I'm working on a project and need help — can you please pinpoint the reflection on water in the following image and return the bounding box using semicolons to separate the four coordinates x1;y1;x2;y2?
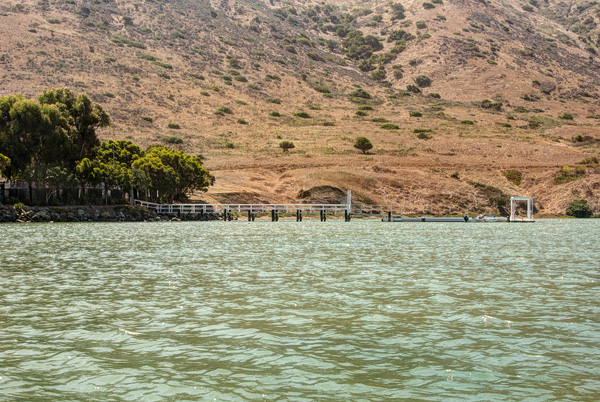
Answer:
0;219;599;401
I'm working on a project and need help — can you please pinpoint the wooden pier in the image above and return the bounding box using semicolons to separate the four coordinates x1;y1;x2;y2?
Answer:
133;191;403;221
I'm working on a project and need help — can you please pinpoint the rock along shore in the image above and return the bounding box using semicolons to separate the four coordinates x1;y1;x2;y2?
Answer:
0;205;220;223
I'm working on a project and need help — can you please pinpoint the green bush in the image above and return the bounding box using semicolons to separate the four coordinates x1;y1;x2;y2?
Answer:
163;136;183;144
554;166;586;184
566;199;592;218
354;136;373;154
558;113;574;120
279;141;295;152
371;117;388;123
111;34;146;49
323;121;335;126
294;111;311;118
349;88;371;99
358;106;373;110
407;84;421;93
370;66;386;81
504;170;522;186
314;86;331;93
414;75;432;87
270;111;281;117
461;120;474;125
356;110;368;117
141;116;153;123
104;56;116;63
158;72;171;79
215;106;233;115
103;92;116;98
237;118;248;124
267;98;281;104
409;111;423;117
138;53;156;61
381;123;399;130
167;122;181;129
416;131;432;139
225;142;235;149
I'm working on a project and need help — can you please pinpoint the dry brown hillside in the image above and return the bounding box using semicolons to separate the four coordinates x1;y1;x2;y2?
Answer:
1;0;600;215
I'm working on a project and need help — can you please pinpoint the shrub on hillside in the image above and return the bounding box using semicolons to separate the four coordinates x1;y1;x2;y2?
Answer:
354;136;373;154
349;88;372;99
504;170;522;186
414;75;432;87
409;111;423;117
215;106;233;115
566;199;593;218
167;122;181;129
381;123;399;130
163;136;183;144
295;111;311;118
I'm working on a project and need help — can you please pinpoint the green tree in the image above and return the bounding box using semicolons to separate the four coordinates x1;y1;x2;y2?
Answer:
75;157;109;189
354;136;373;154
279;141;295;152
133;146;214;201
0;95;71;179
566;199;593;218
38;88;111;163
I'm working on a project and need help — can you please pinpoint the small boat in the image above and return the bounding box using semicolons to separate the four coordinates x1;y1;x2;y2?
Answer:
472;214;508;223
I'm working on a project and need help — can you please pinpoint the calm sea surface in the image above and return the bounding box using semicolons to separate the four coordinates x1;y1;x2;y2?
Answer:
0;219;599;401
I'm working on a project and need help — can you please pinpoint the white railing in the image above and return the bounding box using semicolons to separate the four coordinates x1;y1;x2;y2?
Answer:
134;200;405;216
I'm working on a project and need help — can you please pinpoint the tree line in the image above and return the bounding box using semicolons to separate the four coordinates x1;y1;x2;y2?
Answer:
0;89;214;203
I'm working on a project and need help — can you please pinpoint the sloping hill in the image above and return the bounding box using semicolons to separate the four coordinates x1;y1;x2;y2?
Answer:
1;0;600;214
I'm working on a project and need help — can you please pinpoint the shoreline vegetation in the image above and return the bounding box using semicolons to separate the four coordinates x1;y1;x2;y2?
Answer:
0;89;214;206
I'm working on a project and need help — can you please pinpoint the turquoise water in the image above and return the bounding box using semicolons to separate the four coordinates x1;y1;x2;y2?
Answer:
0;219;599;401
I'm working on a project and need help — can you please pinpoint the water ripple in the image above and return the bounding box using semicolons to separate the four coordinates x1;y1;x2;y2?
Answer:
0;220;599;401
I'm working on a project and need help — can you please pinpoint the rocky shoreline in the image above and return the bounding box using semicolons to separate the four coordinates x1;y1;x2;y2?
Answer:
0;205;220;223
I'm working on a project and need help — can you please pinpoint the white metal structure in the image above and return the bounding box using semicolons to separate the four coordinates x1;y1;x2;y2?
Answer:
510;196;534;222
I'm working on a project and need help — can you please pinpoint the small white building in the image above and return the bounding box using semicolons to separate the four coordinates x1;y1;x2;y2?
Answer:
510;196;534;222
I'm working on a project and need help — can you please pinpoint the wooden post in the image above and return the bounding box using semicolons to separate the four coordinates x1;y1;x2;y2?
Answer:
345;210;350;222
224;208;228;221
388;211;392;222
248;210;252;221
271;209;276;222
296;210;302;222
